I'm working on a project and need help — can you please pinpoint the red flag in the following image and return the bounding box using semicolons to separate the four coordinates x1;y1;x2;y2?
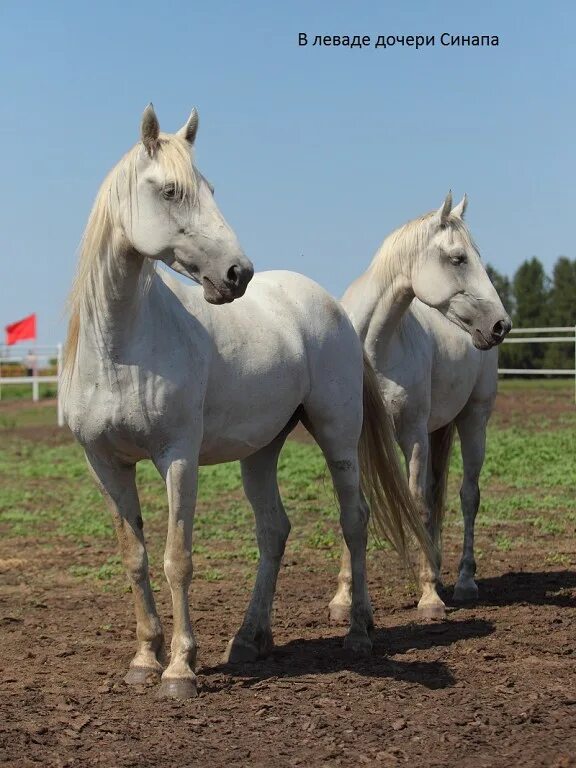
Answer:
5;314;37;345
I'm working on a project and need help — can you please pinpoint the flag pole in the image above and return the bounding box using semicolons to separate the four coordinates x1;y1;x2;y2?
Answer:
32;342;39;402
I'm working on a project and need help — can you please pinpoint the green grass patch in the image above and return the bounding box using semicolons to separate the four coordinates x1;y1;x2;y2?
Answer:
69;554;123;582
497;379;574;393
0;383;57;401
0;405;574;580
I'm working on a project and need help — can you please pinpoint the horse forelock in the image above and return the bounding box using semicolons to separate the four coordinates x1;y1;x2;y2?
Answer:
369;210;478;286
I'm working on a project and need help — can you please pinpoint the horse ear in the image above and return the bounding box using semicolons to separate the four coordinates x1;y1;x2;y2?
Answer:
452;193;468;220
178;108;199;145
141;104;160;157
436;191;453;227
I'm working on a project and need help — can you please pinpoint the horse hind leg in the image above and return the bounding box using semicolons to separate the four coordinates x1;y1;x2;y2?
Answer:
303;404;374;654
85;453;164;685
453;407;489;602
223;431;291;664
398;426;446;620
329;545;353;624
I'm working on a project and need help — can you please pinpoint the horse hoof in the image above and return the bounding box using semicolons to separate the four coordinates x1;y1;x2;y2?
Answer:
124;666;162;686
453;582;479;602
329;602;351;624
157;676;198;699
417;601;446;621
222;636;259;664
343;632;372;656
223;629;274;664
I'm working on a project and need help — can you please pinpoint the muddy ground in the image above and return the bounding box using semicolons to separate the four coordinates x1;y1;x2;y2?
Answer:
1;386;575;767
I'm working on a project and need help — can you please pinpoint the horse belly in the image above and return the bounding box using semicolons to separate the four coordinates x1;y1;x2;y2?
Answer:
199;360;308;465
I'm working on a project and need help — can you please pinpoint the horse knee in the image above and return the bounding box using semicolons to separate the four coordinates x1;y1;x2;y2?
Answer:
123;544;148;585
164;553;193;588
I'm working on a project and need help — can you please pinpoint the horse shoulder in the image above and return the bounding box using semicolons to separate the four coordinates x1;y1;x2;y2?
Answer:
468;348;499;406
422;304;496;427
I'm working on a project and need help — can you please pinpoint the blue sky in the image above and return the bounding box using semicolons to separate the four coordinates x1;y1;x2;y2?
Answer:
1;0;574;345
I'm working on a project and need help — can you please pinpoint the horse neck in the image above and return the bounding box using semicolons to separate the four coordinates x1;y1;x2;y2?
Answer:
343;249;415;356
79;243;149;363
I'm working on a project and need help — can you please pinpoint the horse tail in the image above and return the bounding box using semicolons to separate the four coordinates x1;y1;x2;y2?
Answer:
358;352;435;573
428;422;456;554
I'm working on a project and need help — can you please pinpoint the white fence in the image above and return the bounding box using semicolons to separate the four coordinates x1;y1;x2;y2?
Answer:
498;326;576;402
1;329;574;425
0;344;64;426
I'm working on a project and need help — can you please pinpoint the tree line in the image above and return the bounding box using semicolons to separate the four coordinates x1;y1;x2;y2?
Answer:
487;257;576;370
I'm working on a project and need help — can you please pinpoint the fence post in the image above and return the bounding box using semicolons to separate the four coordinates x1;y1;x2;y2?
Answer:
57;343;64;427
32;369;39;402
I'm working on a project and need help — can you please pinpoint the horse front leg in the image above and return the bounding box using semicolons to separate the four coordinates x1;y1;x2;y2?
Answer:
86;453;164;684
155;451;199;699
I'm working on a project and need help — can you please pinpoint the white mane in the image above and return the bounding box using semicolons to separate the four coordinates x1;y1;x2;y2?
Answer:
62;134;197;382
370;211;479;285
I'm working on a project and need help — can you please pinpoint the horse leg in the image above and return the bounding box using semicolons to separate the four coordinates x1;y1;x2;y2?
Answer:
305;407;373;653
453;407;489;602
223;433;290;663
85;453;164;684
155;451;199;699
329;544;353;623
399;428;445;620
332;470;373;653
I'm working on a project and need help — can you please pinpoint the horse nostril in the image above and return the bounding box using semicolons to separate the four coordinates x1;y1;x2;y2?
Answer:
492;321;504;339
227;265;240;286
492;318;511;340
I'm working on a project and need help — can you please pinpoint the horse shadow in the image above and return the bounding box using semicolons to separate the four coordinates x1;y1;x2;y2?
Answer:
445;569;576;609
200;616;494;693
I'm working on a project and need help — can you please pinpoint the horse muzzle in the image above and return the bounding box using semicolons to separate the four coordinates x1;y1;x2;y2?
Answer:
472;316;512;350
202;260;254;304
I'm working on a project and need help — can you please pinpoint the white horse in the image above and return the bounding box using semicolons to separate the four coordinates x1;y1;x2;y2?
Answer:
328;194;512;622
63;106;433;699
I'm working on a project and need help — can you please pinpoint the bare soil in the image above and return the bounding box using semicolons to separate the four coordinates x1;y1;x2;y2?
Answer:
1;389;575;767
492;384;575;430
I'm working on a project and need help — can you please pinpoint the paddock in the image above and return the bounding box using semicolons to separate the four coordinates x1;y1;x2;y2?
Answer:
1;380;574;767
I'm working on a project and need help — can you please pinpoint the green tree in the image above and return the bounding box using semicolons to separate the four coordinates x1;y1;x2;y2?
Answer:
544;257;576;369
486;264;514;367
486;264;513;315
510;258;550;369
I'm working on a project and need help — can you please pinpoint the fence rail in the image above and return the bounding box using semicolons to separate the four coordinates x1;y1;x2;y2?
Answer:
508;327;574;334
0;343;64;425
499;325;576;402
1;329;574;425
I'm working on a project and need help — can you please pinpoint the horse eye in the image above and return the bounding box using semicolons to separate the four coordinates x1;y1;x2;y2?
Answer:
162;184;176;200
450;253;467;266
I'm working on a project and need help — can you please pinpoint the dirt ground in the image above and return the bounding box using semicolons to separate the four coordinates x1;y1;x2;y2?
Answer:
1;387;575;768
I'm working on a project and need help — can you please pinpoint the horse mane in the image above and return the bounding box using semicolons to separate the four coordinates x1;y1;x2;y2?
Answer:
62;133;197;385
369;210;480;286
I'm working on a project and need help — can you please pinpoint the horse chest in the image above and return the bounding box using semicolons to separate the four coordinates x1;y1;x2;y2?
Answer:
66;367;202;458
